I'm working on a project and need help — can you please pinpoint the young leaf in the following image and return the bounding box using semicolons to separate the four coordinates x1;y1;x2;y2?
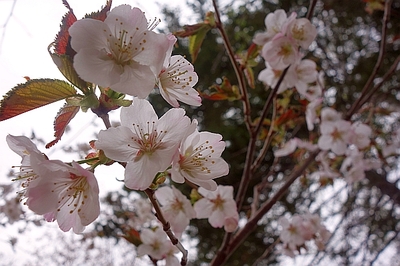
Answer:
175;12;216;62
84;0;112;21
46;104;80;148
54;0;77;58
49;46;91;93
0;79;78;121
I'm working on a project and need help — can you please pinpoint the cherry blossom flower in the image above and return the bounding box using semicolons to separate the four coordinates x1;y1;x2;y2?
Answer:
290;59;318;98
278;213;331;257
320;107;342;124
27;160;100;233
340;148;367;183
279;215;306;248
155;186;196;235
69;5;169;98
349;122;372;149
170;120;229;191
157;34;201;107
253;10;296;45
137;227;170;260
194;186;239;232
96;98;191;190
6;135;48;192
261;34;299;70
6;135;100;233
258;62;296;93
318;119;351;155
284;18;317;49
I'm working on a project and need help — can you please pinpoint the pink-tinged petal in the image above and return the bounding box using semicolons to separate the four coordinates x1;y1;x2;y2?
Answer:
6;135;42;157
57;205;82;233
69;19;109;51
208;209;225;228
137;244;154;257
26;181;59;215
224;215;239;232
105;6;148;33
187;178;217;191
170;165;186;184
43;211;57;222
136;31;170;73
124;156;160;190
113;63;156;98
120;99;158;130
73;48;121;87
96;126;138;162
317;135;332;151
194;198;213;219
157;108;191;143
218;186;234;200
160;87;180;107
162;34;177;68
274;138;299;157
155;186;174;203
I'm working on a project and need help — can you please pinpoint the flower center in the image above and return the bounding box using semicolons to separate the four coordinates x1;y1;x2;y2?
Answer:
211;195;225;211
180;140;215;177
160;58;192;91
105;18;147;67
53;173;89;214
130;121;167;159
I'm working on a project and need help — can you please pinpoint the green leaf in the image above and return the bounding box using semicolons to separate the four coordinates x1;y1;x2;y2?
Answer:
188;25;210;63
0;78;78;121
46;103;80;148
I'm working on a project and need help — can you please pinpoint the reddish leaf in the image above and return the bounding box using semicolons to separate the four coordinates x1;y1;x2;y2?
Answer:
84;0;112;21
54;0;77;57
0;79;77;121
202;77;241;101
46;104;80;148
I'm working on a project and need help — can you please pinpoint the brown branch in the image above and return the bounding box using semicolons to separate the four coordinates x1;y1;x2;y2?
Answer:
211;150;320;265
346;0;393;119
251;98;278;172
145;189;188;266
212;0;252;131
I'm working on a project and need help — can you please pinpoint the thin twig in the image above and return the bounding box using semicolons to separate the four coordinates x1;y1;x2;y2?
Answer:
346;0;393;119
145;189;188;266
212;0;252;131
356;55;400;112
0;0;17;54
251;97;278;172
251;237;280;266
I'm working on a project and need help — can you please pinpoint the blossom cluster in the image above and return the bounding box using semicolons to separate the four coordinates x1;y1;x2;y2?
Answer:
4;4;238;264
278;213;331;257
136;185;239;264
6;135;100;233
254;9;320;100
69;5;201;107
